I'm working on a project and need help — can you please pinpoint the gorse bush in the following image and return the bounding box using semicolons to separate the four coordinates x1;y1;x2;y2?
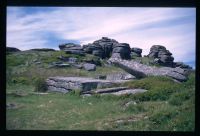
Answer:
34;78;47;92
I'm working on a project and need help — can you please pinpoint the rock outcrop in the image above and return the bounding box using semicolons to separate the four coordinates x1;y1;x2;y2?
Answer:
174;62;192;69
111;43;131;59
59;43;85;56
6;47;21;52
131;47;142;57
147;45;174;67
83;37;118;58
106;72;136;81
108;57;188;82
83;63;96;71
46;77;116;93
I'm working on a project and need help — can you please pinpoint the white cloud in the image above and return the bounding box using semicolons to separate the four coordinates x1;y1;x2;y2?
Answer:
7;7;195;65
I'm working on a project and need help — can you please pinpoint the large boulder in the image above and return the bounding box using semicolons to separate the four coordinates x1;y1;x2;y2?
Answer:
111;43;131;59
131;47;142;57
147;45;174;67
108;57;188;82
46;77;116;93
106;72;136;81
6;47;21;52
83;63;96;71
59;43;85;56
59;43;81;50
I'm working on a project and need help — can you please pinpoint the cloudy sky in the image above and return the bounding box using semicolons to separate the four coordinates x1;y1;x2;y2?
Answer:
7;7;196;68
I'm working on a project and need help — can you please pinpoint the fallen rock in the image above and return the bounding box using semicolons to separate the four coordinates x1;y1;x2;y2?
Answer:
108;58;188;82
46;77;116;93
83;63;96;71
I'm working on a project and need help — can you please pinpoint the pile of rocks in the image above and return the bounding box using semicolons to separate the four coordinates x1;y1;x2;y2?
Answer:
131;47;142;57
83;37;118;58
111;43;131;60
59;43;85;56
147;45;174;67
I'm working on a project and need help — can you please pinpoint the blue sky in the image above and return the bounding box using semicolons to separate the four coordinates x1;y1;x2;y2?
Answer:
7;7;196;68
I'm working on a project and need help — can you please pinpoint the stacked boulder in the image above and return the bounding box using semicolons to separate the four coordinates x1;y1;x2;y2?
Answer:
83;37;118;58
147;45;174;67
59;43;85;56
131;47;142;57
111;43;131;59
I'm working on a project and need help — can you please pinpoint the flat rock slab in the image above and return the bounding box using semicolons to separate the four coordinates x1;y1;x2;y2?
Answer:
46;77;116;93
110;89;148;95
108;58;187;82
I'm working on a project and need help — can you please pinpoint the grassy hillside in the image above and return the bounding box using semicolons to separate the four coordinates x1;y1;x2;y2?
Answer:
6;51;195;130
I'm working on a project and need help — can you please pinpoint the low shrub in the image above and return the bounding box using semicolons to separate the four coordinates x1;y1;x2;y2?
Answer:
34;78;47;92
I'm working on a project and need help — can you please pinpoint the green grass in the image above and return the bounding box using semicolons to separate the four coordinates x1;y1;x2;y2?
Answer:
6;50;195;130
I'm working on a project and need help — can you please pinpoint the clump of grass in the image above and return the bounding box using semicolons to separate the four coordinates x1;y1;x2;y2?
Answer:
11;76;30;85
69;89;81;97
34;78;47;92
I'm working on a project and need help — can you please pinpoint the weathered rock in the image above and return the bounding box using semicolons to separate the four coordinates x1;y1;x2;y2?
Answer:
174;62;192;69
131;47;142;57
68;57;78;64
108;58;188;82
147;45;174;67
6;47;21;52
83;37;118;58
106;72;136;81
46;77;116;93
111;89;148;95
112;43;131;59
59;43;81;50
83;63;96;71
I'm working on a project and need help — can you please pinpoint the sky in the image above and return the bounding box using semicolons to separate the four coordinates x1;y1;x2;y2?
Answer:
7;7;196;68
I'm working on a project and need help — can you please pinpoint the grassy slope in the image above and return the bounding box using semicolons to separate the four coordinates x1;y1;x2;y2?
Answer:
6;51;195;130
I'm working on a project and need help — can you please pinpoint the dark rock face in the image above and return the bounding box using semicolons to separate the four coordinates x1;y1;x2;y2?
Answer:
108;57;188;82
6;47;21;52
131;47;142;57
147;45;174;67
30;48;55;51
111;43;131;59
